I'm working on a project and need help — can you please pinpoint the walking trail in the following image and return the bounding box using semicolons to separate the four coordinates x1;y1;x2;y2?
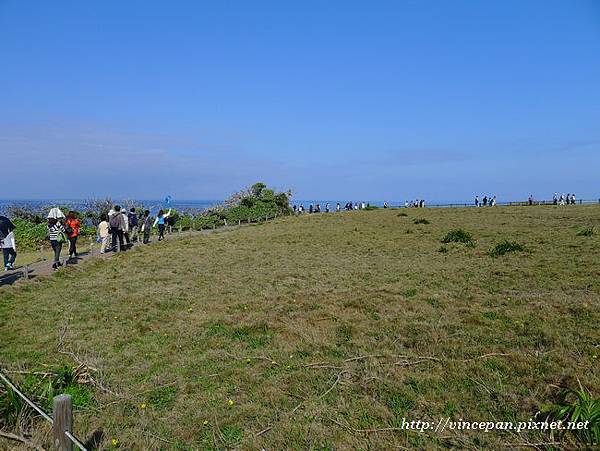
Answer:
0;225;241;287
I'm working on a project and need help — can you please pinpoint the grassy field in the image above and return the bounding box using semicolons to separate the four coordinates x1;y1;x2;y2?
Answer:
1;206;599;450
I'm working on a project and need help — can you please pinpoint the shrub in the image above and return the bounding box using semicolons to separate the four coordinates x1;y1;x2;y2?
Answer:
438;246;448;253
441;229;473;244
576;227;594;237
413;218;430;225
542;382;600;446
13;219;49;249
488;240;525;257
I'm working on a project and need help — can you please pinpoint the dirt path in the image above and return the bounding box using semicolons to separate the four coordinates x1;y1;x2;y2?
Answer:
0;225;242;287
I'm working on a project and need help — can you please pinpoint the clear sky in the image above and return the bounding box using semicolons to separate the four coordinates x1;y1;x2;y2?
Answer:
1;0;599;202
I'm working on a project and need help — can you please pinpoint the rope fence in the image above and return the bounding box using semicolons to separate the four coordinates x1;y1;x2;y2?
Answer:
0;371;87;450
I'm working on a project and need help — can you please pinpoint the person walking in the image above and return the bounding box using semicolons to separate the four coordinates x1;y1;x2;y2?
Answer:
128;208;139;242
121;209;131;249
1;227;17;271
65;211;81;259
140;210;152;244
0;216;17;270
153;209;171;241
109;205;126;251
48;218;66;269
97;214;110;253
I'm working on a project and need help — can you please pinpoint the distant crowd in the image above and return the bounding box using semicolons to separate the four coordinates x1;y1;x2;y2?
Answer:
474;195;497;207
293;202;371;214
552;193;577;205
292;200;429;213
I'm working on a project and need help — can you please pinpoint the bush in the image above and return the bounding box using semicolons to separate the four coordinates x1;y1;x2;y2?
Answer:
441;229;474;244
576;227;594;237
542;383;600;446
488;240;525;257
13;219;49;249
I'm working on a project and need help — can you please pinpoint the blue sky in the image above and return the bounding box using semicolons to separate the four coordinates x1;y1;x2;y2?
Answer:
1;0;599;202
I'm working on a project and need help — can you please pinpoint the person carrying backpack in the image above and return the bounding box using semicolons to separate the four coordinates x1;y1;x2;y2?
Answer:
140;210;153;244
128;208;139;242
109;205;126;252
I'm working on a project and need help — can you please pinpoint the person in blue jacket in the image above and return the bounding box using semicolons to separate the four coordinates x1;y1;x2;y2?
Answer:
153;209;171;241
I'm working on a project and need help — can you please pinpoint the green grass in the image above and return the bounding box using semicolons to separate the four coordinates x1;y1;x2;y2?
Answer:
488;240;526;257
441;228;474;244
1;206;599;449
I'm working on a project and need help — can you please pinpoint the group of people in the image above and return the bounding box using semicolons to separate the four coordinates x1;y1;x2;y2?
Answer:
98;206;172;255
552;193;577;205
474;195;497;207
46;210;82;269
48;206;173;269
0;206;176;272
406;199;426;208
293;202;372;214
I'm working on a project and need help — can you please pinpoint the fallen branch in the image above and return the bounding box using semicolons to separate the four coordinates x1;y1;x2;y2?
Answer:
319;370;349;399
463;353;510;362
256;426;273;436
344;354;387;363
2;370;55;377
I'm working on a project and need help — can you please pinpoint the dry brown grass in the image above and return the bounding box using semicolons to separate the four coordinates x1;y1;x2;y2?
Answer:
1;205;599;449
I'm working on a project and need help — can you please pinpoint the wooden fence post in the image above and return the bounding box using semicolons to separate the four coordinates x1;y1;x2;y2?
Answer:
23;264;29;280
53;394;73;451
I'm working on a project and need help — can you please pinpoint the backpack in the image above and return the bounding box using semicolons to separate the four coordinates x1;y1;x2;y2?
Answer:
109;214;121;229
128;212;138;227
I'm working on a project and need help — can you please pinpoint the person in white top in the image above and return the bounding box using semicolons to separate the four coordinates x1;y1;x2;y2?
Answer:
97;215;110;254
2;230;17;271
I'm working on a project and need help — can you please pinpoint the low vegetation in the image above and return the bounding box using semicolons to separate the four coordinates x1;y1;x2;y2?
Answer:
576;227;594;237
441;228;474;244
1;205;599;449
488;240;526;258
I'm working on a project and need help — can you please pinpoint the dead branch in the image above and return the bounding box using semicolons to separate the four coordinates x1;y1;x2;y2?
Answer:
319;370;349;399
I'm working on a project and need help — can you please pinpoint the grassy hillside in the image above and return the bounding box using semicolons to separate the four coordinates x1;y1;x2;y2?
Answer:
1;206;599;449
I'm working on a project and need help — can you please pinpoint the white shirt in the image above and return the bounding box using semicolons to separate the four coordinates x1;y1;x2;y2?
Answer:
1;231;16;250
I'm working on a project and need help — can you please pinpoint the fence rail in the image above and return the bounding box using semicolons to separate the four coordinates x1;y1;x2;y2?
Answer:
0;370;87;451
